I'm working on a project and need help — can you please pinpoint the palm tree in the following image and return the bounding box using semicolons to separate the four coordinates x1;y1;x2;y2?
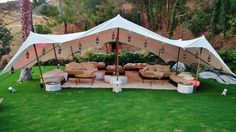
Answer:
19;0;33;81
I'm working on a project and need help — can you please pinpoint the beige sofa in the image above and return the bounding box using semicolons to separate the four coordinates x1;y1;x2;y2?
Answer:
169;72;195;86
41;69;68;86
139;64;174;78
65;62;98;76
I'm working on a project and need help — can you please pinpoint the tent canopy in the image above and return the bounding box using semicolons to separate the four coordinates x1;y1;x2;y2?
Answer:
1;15;234;76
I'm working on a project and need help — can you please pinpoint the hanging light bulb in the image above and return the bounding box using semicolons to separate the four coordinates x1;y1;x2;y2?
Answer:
144;38;147;48
128;33;131;42
96;36;99;44
207;53;211;62
26;50;30;59
58;46;61;54
183;50;187;59
112;30;115;40
11;66;14;73
42;47;46;55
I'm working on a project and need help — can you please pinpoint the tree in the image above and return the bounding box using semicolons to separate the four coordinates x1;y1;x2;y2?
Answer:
0;26;13;61
19;0;34;81
210;0;231;44
168;0;186;38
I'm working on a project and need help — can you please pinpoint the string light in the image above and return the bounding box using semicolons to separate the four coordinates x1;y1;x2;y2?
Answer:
26;51;30;59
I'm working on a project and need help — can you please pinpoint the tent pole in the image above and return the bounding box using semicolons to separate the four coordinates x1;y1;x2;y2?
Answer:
70;46;75;60
33;44;45;88
175;47;181;71
195;48;202;92
115;28;120;81
52;44;59;68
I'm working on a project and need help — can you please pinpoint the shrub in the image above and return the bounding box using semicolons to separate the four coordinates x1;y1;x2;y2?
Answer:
219;49;236;73
35;24;52;34
0;26;13;59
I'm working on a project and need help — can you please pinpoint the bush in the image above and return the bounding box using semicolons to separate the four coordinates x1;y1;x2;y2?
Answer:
0;26;13;59
219;49;236;73
35;24;52;34
74;51;164;66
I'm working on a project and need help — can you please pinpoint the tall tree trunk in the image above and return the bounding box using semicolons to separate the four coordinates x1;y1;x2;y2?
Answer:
58;0;67;34
19;0;33;81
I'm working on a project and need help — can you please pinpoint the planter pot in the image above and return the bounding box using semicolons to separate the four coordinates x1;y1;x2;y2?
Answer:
177;83;194;94
45;82;61;92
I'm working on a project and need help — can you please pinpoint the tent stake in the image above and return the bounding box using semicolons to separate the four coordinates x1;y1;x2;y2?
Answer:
115;28;120;81
70;46;75;60
52;44;59;68
175;47;181;72
195;48;202;93
33;44;45;88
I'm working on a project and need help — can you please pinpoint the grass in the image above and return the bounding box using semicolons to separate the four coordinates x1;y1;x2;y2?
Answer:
0;66;236;131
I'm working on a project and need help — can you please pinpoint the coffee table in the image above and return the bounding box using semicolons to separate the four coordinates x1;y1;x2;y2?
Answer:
75;74;95;86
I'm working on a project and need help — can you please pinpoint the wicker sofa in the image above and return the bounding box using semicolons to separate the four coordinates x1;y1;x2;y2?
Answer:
169;72;195;86
124;63;148;71
64;62;98;76
139;64;174;78
40;69;68;87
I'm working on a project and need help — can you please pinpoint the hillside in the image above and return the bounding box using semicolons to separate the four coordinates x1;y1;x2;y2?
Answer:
1;0;236;66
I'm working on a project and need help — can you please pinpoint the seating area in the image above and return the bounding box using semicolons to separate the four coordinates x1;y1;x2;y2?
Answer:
39;62;201;91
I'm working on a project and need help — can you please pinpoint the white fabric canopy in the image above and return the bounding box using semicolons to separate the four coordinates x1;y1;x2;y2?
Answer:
1;15;235;76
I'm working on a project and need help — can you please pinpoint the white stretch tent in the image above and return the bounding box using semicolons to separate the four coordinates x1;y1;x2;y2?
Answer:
1;15;235;76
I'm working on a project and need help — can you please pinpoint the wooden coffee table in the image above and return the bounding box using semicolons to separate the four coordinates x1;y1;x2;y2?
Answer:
75;74;95;86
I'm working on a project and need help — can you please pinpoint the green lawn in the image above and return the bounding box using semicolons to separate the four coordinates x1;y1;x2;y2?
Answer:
0;66;236;131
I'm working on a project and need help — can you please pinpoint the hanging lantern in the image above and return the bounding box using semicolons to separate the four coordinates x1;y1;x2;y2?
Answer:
144;38;147;48
128;33;131;42
11;66;14;73
78;42;82;50
183;51;187;59
96;36;99;44
161;46;164;54
42;47;46;55
195;51;199;58
112;31;115;40
58;46;61;54
26;51;30;59
207;53;211;62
